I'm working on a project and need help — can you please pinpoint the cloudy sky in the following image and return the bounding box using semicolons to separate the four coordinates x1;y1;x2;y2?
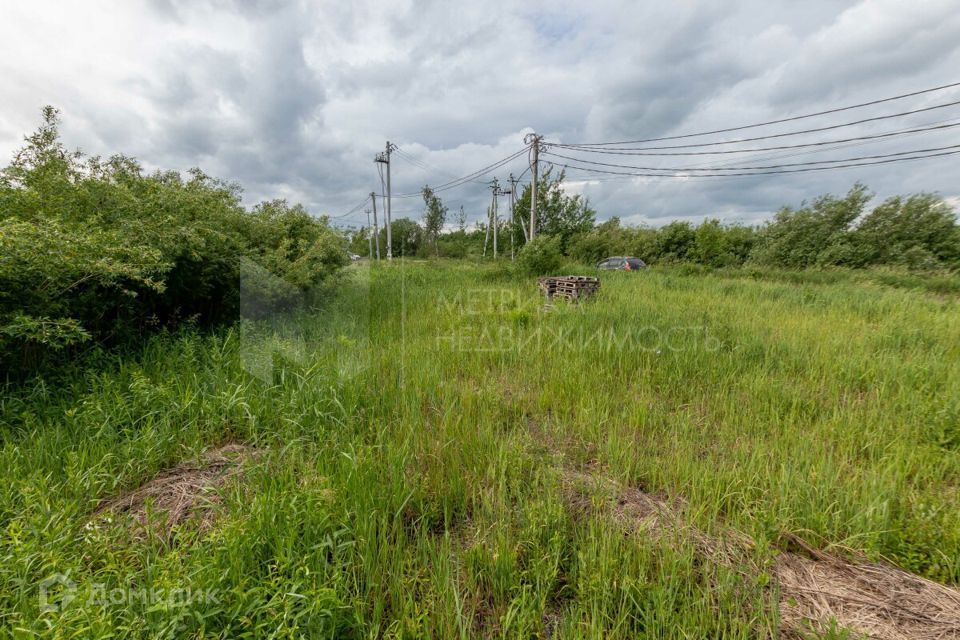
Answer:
2;0;960;228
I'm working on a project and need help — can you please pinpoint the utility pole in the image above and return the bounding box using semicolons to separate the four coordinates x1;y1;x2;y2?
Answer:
370;191;381;260
482;204;491;257
490;177;500;259
507;173;517;260
374;142;396;260
365;208;373;259
524;133;543;240
386;141;394;260
510;173;528;243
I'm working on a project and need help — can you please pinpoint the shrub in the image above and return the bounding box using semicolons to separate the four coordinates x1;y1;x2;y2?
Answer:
516;235;563;275
0;107;347;374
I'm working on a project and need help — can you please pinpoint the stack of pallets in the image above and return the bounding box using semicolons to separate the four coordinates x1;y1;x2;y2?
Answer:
537;276;601;301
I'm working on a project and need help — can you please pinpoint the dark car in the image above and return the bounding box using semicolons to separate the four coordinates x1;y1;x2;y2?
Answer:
596;256;646;271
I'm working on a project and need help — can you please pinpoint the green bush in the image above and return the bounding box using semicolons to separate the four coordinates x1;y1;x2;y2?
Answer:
748;184;959;271
516;235;563;275
0;107;347;374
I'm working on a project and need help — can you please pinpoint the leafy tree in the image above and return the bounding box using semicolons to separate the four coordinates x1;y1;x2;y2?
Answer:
512;167;595;252
691;219;729;267
723;224;758;265
751;183;870;268
247;200;349;289
656;221;696;262
568;217;629;264
690;219;756;267
421;185;448;256
850;194;959;269
379;218;422;257
346;225;370;257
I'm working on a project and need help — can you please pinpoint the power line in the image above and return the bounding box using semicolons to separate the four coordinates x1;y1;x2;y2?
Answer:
393;147;491;186
683;116;960;170
514;161;533;182
392;147;529;198
547;147;960;179
563;81;960;146
546;121;960;157
329;195;370;219
556;99;960;152
543;143;960;172
424;148;529;193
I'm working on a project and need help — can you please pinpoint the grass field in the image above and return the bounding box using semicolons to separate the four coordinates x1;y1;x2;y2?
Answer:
2;261;958;638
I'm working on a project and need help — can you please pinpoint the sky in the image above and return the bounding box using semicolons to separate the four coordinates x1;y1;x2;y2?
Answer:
2;0;960;229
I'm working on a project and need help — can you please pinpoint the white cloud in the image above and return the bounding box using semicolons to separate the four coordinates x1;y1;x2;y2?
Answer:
2;0;959;228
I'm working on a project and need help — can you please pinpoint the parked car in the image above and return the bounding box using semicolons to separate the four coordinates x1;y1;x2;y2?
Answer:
596;256;646;271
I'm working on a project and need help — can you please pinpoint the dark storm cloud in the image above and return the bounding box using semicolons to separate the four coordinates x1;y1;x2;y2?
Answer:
2;0;960;228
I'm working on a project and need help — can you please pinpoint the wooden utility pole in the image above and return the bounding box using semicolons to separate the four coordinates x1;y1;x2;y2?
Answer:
386;141;394;260
365;208;373;259
482;204;491;257
490;178;500;259
524;133;542;240
370;191;381;260
374;142;396;260
507;173;517;260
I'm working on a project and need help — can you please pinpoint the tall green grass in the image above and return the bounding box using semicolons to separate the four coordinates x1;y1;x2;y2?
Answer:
1;261;957;638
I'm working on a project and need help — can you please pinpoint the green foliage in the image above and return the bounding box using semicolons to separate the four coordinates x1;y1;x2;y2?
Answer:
347;225;372;257
434;229;471;258
748;184;960;271
247;200;348;290
562;182;957;274
0;107;347;373
513;168;595;252
690;219;758;267
379;217;422;257
420;185;448;255
568;217;627;264
655;220;697;262
850;193;960;269
750;184;871;268
516;235;563;275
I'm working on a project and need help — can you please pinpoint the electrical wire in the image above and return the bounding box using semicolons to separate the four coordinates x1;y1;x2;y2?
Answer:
556;100;960;152
682;116;960;170
547;147;960;179
543;143;960;172
393;147;491;186
562;81;960;146
545;121;960;156
514;161;532;182
392;147;529;198
329;195;370;219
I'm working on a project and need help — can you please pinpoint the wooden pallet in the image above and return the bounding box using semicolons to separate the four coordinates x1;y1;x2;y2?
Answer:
537;276;600;301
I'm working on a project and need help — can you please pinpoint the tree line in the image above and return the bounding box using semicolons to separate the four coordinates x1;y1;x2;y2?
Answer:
350;171;960;273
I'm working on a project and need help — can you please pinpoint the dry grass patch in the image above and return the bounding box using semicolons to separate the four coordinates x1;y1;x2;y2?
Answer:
777;538;960;640
561;467;960;640
95;443;257;539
